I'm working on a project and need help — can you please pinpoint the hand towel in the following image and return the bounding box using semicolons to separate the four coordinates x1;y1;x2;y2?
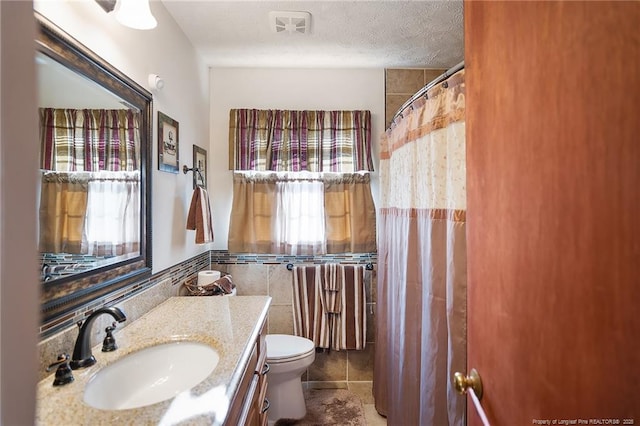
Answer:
292;265;331;349
186;187;214;244
321;263;342;314
333;265;367;350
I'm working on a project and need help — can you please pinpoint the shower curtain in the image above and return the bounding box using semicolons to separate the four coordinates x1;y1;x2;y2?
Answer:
373;69;466;425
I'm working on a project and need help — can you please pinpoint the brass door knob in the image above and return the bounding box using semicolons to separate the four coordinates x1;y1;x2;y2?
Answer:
453;368;483;400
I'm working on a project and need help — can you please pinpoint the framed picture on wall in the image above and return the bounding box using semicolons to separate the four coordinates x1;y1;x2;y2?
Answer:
192;145;207;189
158;111;179;173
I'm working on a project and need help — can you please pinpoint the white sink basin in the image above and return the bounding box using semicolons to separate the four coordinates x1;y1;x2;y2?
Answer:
84;341;219;410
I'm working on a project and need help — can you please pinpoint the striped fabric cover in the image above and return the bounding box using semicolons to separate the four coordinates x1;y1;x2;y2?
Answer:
40;108;140;172
229;109;374;172
292;264;366;351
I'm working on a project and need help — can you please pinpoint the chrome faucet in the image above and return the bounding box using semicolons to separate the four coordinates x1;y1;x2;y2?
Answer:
70;306;126;370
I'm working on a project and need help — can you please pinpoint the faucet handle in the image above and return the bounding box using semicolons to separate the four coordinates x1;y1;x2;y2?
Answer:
46;353;74;386
102;322;118;352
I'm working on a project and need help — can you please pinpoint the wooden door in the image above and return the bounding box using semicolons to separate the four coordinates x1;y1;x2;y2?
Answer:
465;2;640;424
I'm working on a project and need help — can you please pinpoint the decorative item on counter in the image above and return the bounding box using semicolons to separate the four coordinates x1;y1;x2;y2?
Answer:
183;273;236;296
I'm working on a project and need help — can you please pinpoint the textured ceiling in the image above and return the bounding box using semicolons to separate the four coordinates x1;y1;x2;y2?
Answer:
161;0;464;68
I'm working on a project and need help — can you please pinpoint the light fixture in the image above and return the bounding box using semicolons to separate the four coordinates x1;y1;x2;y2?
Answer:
95;0;116;13
148;74;165;91
114;0;157;30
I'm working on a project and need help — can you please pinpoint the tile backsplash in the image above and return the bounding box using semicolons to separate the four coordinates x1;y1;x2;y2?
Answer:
37;251;210;380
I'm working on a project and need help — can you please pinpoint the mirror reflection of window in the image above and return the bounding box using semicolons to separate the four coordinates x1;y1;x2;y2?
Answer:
36;52;142;282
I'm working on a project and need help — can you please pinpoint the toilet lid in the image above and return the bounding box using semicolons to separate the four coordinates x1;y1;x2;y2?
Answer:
266;334;315;360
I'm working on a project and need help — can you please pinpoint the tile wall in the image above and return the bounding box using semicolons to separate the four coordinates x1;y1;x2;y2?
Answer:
385;68;446;127
37;250;378;389
210;251;378;390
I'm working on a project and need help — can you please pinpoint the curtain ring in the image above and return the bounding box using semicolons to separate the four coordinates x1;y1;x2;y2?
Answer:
442;81;449;89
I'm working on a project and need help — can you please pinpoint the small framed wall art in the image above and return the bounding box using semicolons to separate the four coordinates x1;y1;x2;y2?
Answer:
158;111;179;173
192;145;207;189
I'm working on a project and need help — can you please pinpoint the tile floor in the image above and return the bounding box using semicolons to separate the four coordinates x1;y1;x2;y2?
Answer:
306;381;387;426
351;382;387;426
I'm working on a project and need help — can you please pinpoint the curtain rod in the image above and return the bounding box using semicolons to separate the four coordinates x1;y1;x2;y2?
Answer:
389;60;465;127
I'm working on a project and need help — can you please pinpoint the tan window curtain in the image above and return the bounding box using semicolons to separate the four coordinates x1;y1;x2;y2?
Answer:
228;172;376;254
228;173;277;253
324;173;376;253
39;172;90;254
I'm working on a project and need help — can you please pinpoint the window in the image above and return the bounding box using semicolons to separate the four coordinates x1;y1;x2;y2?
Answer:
274;176;326;253
227;108;376;255
38;108;140;257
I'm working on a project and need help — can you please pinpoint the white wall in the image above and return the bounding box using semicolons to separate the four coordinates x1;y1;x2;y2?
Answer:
209;68;385;250
1;2;39;423
34;0;211;273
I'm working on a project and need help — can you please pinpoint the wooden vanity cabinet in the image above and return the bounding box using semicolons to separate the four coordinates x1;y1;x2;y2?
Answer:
225;319;270;426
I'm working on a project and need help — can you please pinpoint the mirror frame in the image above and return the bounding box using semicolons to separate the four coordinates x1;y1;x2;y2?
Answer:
36;12;153;325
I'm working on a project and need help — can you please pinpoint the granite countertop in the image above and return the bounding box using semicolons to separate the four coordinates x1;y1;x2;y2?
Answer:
36;295;271;425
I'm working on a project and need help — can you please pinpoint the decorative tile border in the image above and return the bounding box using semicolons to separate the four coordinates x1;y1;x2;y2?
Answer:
39;251;210;339
38;250;379;380
210;251;377;266
39;250;378;339
40;252;109;281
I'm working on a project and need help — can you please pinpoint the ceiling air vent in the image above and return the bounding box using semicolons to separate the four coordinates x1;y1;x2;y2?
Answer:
269;11;311;34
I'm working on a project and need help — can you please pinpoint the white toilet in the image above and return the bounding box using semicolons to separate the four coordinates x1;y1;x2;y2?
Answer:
265;334;315;423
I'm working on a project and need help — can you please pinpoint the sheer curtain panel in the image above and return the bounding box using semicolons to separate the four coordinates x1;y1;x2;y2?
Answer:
84;171;140;256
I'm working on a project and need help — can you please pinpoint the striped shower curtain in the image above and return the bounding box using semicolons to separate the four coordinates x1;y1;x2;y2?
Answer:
373;70;467;425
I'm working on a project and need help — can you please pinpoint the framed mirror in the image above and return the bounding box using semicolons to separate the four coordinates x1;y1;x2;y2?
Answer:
36;12;152;324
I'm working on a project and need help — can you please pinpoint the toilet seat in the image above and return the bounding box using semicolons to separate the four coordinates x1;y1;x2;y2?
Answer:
266;334;315;363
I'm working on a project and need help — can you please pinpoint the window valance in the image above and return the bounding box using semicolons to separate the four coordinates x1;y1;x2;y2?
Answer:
228;109;374;172
40;108;140;172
